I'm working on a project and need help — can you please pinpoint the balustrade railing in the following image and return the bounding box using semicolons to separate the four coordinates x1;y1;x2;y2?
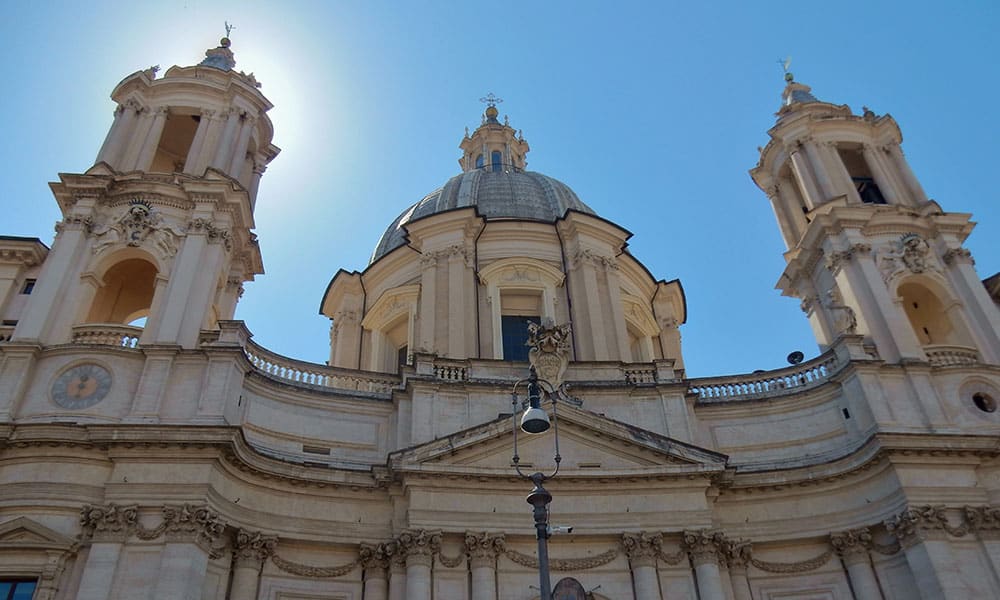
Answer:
434;361;469;381
71;324;142;348
924;344;979;367
244;339;398;395
687;350;840;402
623;365;657;384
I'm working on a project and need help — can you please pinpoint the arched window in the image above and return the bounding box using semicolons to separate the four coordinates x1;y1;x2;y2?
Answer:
475;154;484;169
898;281;961;345
491;151;503;172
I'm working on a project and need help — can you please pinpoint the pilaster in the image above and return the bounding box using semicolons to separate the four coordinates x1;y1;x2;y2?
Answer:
683;529;726;600
466;532;505;600
622;532;662;600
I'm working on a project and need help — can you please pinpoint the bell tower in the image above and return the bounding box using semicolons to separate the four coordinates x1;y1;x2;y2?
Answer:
11;35;278;349
751;72;1000;366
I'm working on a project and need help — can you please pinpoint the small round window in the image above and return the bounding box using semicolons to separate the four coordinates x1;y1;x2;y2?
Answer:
973;392;997;413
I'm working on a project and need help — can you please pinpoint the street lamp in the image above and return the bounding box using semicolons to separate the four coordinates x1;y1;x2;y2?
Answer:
511;365;563;600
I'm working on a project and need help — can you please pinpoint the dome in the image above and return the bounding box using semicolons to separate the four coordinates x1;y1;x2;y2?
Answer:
370;169;596;264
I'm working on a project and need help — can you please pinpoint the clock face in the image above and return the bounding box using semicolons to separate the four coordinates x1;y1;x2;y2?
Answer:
51;363;112;410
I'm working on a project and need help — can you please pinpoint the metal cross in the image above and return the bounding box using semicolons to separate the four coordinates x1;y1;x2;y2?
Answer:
479;92;503;108
777;56;791;73
225;21;235;37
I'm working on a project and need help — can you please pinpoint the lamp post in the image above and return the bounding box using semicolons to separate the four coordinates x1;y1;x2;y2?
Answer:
511;365;562;600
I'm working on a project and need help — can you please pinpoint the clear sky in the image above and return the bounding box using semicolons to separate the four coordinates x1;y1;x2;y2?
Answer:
1;1;997;377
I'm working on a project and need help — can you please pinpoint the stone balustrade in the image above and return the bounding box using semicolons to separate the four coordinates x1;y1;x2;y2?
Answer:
688;349;840;402
244;339;398;396
433;360;469;381
71;323;142;348
0;325;13;343
924;344;979;367
623;364;657;384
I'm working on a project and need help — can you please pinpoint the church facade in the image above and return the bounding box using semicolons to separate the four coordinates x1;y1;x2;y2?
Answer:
1;39;999;600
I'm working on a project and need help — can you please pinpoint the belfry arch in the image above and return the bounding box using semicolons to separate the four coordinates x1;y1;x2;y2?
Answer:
895;276;974;349
81;250;160;326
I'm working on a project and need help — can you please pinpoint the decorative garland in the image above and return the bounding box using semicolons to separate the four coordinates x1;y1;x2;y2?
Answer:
437;550;465;568
270;553;359;578
750;549;834;574
655;547;688;565
503;548;619;571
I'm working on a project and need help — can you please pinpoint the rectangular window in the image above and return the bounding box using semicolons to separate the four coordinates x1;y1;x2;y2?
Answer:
0;580;37;600
21;279;36;294
501;315;537;362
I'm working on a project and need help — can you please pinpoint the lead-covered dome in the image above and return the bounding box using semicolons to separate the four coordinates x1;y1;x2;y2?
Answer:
370;169;595;263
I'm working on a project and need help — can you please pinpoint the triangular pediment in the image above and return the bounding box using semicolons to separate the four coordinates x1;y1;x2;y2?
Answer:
0;517;75;550
389;406;727;478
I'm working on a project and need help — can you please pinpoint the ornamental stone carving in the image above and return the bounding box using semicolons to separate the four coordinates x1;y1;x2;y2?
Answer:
571;248;618;270
876;233;937;283
621;532;662;568
721;537;752;571
823;288;857;335
394;529;441;566
527;320;572;386
963;505;1000;539
885;505;949;548
91;200;184;257
187;218;233;251
79;503;138;542
683;529;725;566
359;541;394;571
942;247;974;266
161;504;227;549
465;531;506;566
825;243;871;272
233;528;278;568
830;527;872;565
55;215;93;234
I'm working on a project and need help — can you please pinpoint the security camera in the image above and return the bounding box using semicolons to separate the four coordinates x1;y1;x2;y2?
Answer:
547;525;574;535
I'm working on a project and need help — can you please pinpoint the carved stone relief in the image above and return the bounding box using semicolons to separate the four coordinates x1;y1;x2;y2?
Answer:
875;233;938;283
91;200;185;257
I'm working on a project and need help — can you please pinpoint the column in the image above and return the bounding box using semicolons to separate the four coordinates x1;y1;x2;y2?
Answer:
763;184;798;249
387;557;406;600
802;140;838;200
135;106;169;171
248;163;266;210
819;141;864;204
721;538;753;600
228;114;257;176
861;144;901;205
831;528;882;600
888;144;928;204
447;248;467;358
152;505;225;599
417;255;438;353
885;507;954;599
95;104;127;165
787;143;824;209
183;109;216;174
13;215;93;344
683;530;726;600
360;542;392;600
229;529;278;600
466;532;505;600
622;532;662;600
396;530;440;600
75;504;137;600
211;109;242;171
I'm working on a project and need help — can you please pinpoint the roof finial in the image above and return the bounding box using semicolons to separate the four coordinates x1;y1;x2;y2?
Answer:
777;55;793;82
479;92;503;108
479;92;503;124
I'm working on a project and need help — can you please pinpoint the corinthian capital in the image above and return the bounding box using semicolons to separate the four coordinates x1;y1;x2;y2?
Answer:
683;529;725;566
885;506;949;548
79;503;138;542
161;504;227;549
621;532;662;567
465;532;506;566
830;527;872;564
233;528;278;568
394;529;441;566
359;541;394;571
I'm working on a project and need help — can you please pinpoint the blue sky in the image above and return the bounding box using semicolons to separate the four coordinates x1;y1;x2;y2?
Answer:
1;1;997;376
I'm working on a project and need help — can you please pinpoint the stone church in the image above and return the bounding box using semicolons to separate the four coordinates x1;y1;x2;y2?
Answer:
0;37;999;600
